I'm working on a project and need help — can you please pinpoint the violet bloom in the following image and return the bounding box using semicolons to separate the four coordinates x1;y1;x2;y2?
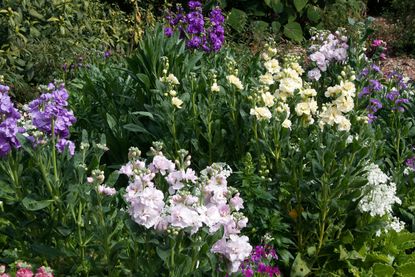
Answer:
358;86;371;98
164;27;173;37
394;98;410;112
0;87;23;157
28;82;76;155
371;64;381;73
368;98;383;113
369;79;383;91
406;157;415;170
28;83;76;139
367;113;377;123
386;90;399;101
188;1;202;10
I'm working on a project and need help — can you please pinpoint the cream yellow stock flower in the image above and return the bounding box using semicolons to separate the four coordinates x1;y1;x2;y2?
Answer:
259;73;275;85
334;95;354;113
261;91;275;107
282;118;292;129
172;97;183;109
250;107;272;120
227;75;244;90
335;115;351;132
211;83;220;93
300;88;317;98
264;59;281;74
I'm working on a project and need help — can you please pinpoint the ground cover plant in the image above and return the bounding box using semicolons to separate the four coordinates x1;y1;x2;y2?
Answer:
2;0;415;276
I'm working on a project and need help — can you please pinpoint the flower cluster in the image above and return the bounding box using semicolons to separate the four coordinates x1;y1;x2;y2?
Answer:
358;66;412;122
164;1;225;52
0;84;23;157
318;80;356;132
358;164;404;235
368;39;387;61
120;145;252;272
249;44;304;129
307;29;349;81
86;169;117;196
237;245;281;277
0;261;53;277
159;57;183;109
28;82;76;155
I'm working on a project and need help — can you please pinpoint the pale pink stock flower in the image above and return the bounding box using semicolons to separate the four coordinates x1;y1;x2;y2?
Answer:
230;193;244;211
98;185;117;196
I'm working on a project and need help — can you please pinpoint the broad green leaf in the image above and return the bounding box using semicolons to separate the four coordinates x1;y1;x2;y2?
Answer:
294;0;308;12
105;171;119;187
22;197;53;211
130;111;154;120
372;263;395;277
307;5;321;22
291;253;311;277
227;8;247;33
271;21;281;33
398;263;415;276
156;247;170;262
283;22;303;42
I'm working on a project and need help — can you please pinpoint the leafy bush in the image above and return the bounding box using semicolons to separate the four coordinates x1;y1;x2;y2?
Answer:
0;0;143;102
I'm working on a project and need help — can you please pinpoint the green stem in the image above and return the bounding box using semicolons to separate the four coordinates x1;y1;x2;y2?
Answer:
51;119;59;183
207;93;213;164
172;110;178;154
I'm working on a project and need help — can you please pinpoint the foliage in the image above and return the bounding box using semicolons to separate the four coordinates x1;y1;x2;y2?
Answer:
0;0;145;102
225;0;367;44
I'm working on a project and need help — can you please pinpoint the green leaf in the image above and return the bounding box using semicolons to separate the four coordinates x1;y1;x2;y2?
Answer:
372;263;395;277
22;197;53;211
156;247;170;262
105;171;119;187
130;111;154;120
28;9;44;20
123;123;151;136
397;263;415;276
106;113;117;132
291;253;311;277
283;22;303;42
227;8;247;33
271;21;281;33
307;5;321;22
294;0;308;12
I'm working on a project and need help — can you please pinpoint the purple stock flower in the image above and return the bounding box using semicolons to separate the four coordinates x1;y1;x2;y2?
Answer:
369;79;383;91
358;86;371;98
28;82;76;155
393;98;410;112
367;113;377;123
368;98;383;113
406;157;415;170
0;86;23;156
371;64;381;73
164;3;225;53
164;27;173;37
56;138;75;156
188;1;202;10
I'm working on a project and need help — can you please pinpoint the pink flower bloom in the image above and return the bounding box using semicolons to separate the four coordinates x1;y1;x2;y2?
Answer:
35;266;54;277
230;193;244;211
372;39;383;47
16;268;34;277
149;155;175;175
98;185;117;196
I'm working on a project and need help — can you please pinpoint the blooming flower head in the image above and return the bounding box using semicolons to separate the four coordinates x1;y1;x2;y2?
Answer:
0;84;24;157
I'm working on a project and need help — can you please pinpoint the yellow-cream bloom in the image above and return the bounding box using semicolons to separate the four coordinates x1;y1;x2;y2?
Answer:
259;73;275;85
211;83;220;92
264;59;281;74
262;91;275;107
172;97;183;109
282;118;292;129
250;106;272;120
227;75;244;90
